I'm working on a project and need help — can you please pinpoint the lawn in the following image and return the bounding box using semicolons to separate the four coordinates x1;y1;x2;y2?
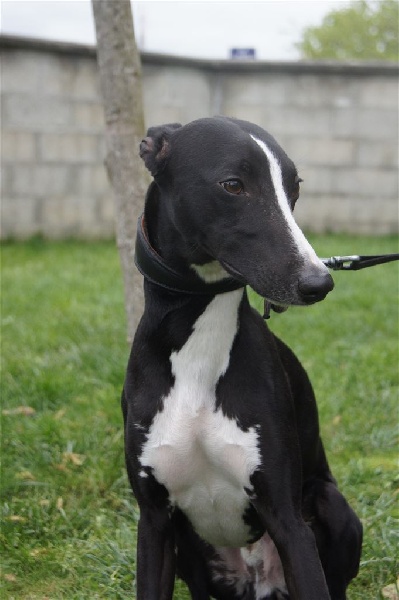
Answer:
1;235;398;599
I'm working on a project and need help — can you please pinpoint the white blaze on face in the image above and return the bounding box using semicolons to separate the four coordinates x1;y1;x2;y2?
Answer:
250;135;324;268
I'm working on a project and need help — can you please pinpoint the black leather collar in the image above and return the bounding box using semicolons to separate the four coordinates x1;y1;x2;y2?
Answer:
134;215;244;295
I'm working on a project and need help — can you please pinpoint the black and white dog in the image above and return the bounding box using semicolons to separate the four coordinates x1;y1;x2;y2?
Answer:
122;117;362;600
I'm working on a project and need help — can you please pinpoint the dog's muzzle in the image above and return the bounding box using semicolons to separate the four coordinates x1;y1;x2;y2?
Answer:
297;270;334;304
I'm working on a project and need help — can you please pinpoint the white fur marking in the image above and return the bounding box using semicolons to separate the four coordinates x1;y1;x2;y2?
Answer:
250;134;324;268
213;535;287;598
140;289;262;547
241;536;287;597
191;261;231;283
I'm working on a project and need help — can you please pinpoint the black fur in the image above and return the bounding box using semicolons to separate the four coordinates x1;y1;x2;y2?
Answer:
122;117;362;599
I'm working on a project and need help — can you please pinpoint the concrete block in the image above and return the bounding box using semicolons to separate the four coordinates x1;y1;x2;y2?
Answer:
39;53;74;96
144;105;181;128
297;166;335;195
143;67;212;123
40;196;70;233
287;138;355;167
349;197;398;233
329;108;358;137
76;220;113;239
221;106;265;127
34;54;99;100
330;107;399;140
39;53;83;98
290;74;357;109
295;195;332;233
11;164;72;196
358;79;399;109
0;51;41;93
70;193;98;223
296;194;354;233
223;73;358;112
1;195;40;239
355;140;398;168
221;74;291;108
1;131;36;161
334;167;398;198
96;137;107;162
41;194;98;234
38;133;100;163
356;109;399;139
3;93;72;132
70;57;100;100
99;195;116;224
268;107;333;137
75;165;110;196
72;101;105;131
225;106;278;136
1;164;13;195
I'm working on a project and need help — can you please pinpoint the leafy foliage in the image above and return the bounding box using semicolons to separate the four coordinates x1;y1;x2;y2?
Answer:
297;0;399;61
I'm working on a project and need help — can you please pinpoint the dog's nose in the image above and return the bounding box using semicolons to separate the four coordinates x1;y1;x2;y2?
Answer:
298;270;334;304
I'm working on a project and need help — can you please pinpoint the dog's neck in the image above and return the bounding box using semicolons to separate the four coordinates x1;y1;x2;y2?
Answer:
138;182;244;296
143;182;202;274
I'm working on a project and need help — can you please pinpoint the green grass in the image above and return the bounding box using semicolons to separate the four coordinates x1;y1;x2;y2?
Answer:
1;235;398;599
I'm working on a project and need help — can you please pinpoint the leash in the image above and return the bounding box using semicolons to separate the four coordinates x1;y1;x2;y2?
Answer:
321;254;399;271
263;253;399;319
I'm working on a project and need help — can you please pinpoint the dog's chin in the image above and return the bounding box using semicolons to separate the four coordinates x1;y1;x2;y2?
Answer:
270;304;289;314
219;260;292;312
218;260;248;286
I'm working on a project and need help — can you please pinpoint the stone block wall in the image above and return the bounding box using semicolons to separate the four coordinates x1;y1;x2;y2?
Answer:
1;39;112;238
1;36;398;238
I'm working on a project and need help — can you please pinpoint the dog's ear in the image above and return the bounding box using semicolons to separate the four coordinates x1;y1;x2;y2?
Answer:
139;123;182;176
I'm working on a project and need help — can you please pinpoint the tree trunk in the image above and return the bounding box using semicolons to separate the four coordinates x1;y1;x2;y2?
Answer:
91;0;149;342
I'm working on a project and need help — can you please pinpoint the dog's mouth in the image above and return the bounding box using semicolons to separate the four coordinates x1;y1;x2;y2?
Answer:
269;303;289;314
219;257;333;309
218;260;247;286
262;300;289;320
219;259;290;312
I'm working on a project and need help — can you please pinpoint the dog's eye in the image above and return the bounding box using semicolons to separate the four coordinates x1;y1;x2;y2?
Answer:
220;180;244;195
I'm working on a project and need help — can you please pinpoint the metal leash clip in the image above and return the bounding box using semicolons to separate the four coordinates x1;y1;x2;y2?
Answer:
321;253;399;271
321;255;361;270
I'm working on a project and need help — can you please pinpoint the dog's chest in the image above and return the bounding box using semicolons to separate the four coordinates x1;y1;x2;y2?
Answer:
140;290;262;546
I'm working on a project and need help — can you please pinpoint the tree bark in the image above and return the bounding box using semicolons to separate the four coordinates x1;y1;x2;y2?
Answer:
91;0;149;342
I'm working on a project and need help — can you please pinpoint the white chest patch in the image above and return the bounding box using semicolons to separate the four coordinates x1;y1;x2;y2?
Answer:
140;289;262;547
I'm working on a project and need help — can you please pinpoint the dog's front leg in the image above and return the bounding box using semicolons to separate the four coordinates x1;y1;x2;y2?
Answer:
136;506;175;600
250;477;330;600
275;517;330;600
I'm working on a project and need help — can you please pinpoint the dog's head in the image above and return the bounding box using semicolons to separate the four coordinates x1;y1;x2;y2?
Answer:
139;117;333;307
